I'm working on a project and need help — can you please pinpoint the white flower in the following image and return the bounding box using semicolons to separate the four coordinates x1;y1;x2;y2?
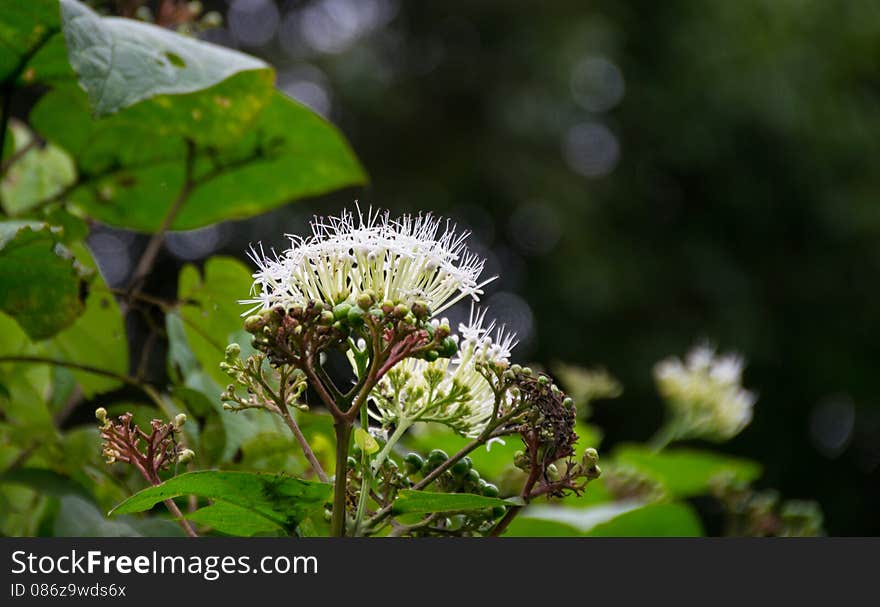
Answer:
242;206;494;316
362;307;517;437
653;344;756;441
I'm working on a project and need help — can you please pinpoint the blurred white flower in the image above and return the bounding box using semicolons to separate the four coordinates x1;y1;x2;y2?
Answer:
365;307;517;437
653;344;756;442
242;207;493;316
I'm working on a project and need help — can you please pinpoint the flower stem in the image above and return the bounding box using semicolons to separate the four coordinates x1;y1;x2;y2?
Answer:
280;408;329;482
371;419;411;474
330;420;352;537
352;407;376;537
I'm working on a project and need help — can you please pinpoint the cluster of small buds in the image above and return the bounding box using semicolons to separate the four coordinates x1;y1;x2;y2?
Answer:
710;474;824;537
95;408;193;484
219;343;309;414
506;368;601;498
244;294;458;371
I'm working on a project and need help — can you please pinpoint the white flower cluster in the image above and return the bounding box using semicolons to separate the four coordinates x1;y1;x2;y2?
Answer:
242;207;493;316
653;344;756;441
367;307;517;437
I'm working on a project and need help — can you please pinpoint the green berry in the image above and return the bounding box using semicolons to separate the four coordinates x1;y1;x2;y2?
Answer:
404;452;424;473
427;449;448;465
465;469;480;485
481;483;499;498
491;506;506;519
440;336;458;358
424;350;439;362
451;457;472;476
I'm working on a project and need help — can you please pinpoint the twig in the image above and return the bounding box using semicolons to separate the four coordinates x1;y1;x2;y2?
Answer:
127;139;196;296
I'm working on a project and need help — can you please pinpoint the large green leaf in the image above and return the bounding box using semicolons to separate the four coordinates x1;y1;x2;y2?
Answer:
613;444;762;498
186;501;285;537
55;494;184;537
30;87;366;231
0;0;60;82
60;0;272;129
0;221;87;340
392;489;519;515
503;517;582;537
584;502;704;537
110;471;331;534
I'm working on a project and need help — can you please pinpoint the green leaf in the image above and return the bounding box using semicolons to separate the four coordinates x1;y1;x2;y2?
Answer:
55;494;184;537
584;502;704;537
0;467;92;500
0;0;61;83
0;221;88;340
613;444;763;498
45;242;127;395
178;257;252;387
503;517;582;537
59;0;272;128
187;501;285;537
110;471;331;534
1;122;76;215
392;489;518;515
30;87;366;231
354;427;379;455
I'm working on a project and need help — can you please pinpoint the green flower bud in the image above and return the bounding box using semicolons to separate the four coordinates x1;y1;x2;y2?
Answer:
177;448;195;464
244;315;264;333
225;343;241;360
546;463;561;481
333;302;352;321
173;413;187;429
393;303;409;318
440;336;458;358
356;292;374;310
95;407;108;422
347;305;365;327
347;456;358;468
424;350;439;362
319;310;334;325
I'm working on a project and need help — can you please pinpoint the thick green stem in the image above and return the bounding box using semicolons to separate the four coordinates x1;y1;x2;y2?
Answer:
330;421;353;537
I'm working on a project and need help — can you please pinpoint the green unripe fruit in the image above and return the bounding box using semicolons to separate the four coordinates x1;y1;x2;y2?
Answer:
491;506;506;519
347;457;358;468
320;310;334;325
538;375;549;385
393;303;409;318
404;452;424;473
451;457;472;476
465;469;480;485
481;483;500;498
427;449;448;465
333;302;351;321
347;305;365;326
424;350;439;362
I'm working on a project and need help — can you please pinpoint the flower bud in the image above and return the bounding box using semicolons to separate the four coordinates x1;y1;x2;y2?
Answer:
225;343;240;359
356;292;374;310
95;407;108;422
177;448;195;464
347;305;365;327
411;301;430;319
333;302;351;321
173;413;187;429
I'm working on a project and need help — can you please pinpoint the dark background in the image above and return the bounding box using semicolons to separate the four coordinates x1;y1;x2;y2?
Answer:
83;0;880;535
